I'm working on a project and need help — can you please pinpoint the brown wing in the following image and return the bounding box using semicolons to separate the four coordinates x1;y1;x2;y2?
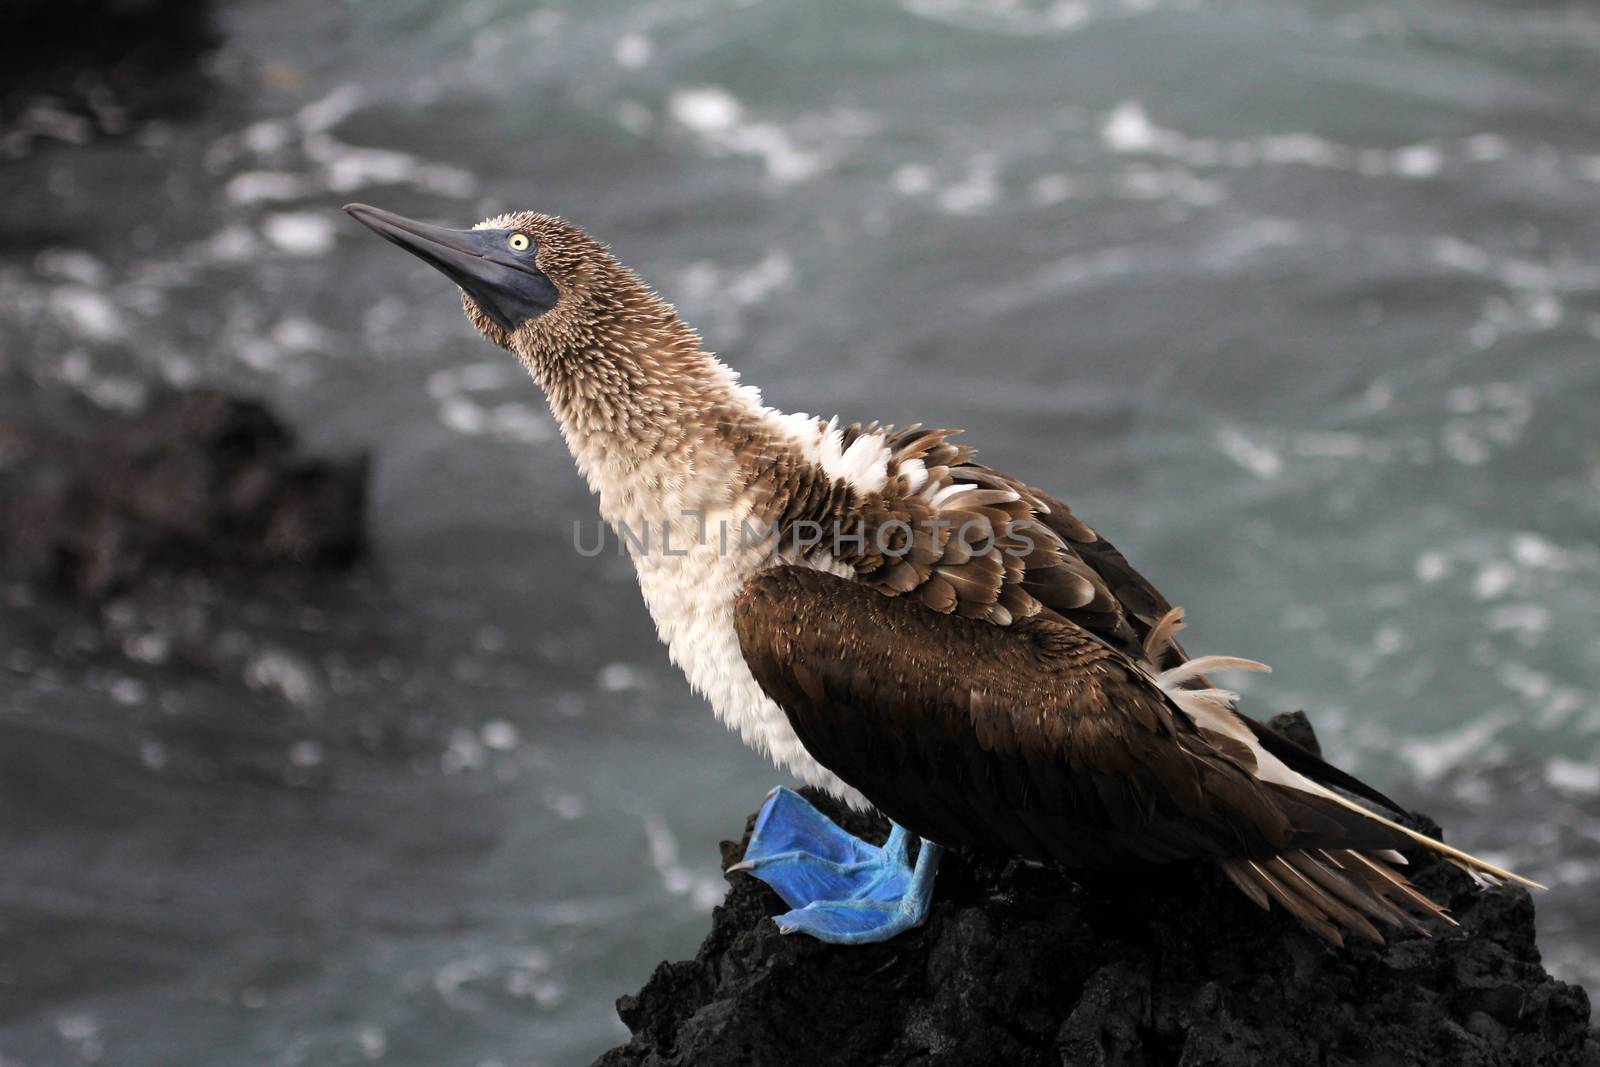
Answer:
939;446;1405;814
733;566;1407;870
760;424;1400;814
1019;484;1408;812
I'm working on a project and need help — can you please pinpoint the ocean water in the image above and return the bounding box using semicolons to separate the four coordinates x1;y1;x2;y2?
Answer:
2;0;1598;1062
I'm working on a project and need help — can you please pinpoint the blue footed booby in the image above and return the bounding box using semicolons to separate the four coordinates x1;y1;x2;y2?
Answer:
346;203;1543;947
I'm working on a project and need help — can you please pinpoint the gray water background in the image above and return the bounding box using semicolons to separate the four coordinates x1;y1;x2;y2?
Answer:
2;0;1599;1063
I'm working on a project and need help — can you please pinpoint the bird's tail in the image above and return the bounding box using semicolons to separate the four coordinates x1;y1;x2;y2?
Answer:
1216;848;1447;947
1202;704;1545;946
1312;782;1545;892
1140;604;1545;946
1215;769;1545;946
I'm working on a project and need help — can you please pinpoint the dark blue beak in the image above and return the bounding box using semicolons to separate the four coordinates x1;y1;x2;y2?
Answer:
344;203;559;331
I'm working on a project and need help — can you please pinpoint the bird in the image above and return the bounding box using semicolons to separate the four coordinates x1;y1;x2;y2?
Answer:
345;202;1542;947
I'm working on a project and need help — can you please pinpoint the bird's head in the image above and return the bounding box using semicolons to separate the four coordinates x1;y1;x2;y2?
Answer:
344;203;639;369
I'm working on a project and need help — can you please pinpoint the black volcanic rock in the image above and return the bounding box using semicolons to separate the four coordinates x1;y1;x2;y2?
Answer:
0;0;213;91
597;715;1598;1067
0;384;366;600
0;0;214;161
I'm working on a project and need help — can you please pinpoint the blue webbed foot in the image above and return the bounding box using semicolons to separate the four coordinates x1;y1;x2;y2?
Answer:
728;786;944;945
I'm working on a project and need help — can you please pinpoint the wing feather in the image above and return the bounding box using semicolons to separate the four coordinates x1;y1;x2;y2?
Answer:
734;567;1403;870
729;566;1522;944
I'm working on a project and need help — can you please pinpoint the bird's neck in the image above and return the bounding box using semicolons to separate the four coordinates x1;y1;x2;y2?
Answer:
523;305;766;524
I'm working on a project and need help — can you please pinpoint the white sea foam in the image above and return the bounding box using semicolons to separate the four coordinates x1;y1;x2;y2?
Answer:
892;163;936;196
1546;757;1600;796
428;362;555;444
1473;560;1517;600
1202;218;1306;267
226;171;314;204
973;246;1139;315
288;739;325;768
668;86;826;184
272;316;332;353
428;362;517;399
1398;715;1509;781
1029;173;1077;204
1393;143;1443;178
900;0;1098;36
613;32;653;69
262;212;337;256
937;154;1002;214
241;118;294;155
203;223;262;263
1099;99;1510;188
49;287;122;341
1291;431;1388;461
481;720;520;751
1116;166;1225;206
1511;532;1580;571
670;86;741;133
1415;550;1452;584
545;790;586;820
1485;603;1551;642
441;728;487;774
642;813;726;911
433;947;563;1012
674;248;797;343
308;137;478;198
1215;425;1284;480
296;85;365;134
244;648;321;709
208;85;479;212
1102;101;1166;154
680;250;794;310
597;662;643;692
34;249;107;287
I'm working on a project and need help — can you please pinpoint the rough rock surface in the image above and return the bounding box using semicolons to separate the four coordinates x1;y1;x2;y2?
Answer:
0;384;365;600
597;714;1598;1067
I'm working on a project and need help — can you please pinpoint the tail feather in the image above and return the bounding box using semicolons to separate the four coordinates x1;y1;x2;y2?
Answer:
1268;855;1385;944
1314;788;1545;891
1145;602;1545;945
1341;850;1452;931
1218;856;1271;910
1229;857;1346;946
1290;850;1417;932
1219;847;1447;945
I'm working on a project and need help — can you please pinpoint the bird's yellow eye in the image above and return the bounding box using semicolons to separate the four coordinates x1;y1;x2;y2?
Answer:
507;233;531;252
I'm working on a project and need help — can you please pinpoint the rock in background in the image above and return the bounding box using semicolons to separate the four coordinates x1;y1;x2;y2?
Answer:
0;381;366;601
598;715;1598;1067
0;0;214;160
